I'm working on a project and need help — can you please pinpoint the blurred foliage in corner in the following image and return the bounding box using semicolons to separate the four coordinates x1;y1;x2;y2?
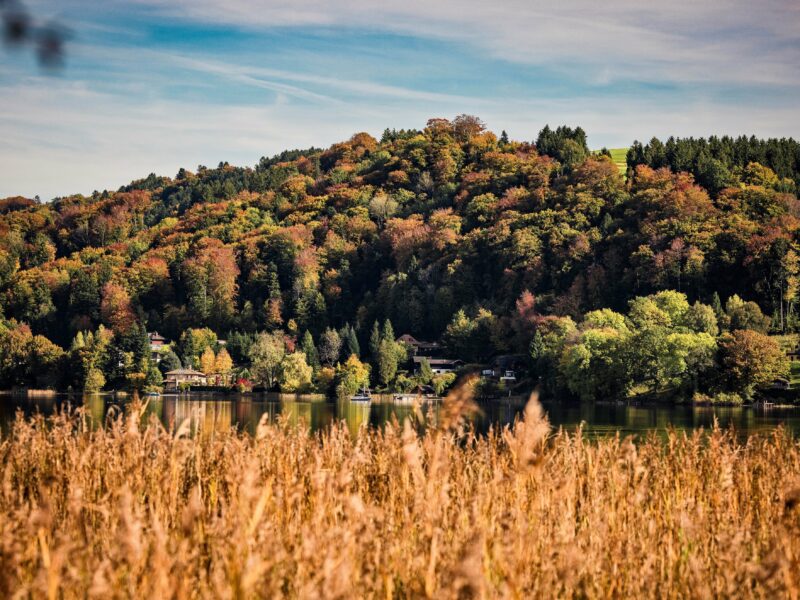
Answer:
2;0;66;69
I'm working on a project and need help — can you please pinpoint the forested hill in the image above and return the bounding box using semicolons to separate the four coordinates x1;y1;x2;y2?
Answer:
1;116;799;396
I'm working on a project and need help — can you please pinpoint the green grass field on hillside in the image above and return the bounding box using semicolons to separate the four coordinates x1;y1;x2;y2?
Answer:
608;148;628;173
593;148;628;174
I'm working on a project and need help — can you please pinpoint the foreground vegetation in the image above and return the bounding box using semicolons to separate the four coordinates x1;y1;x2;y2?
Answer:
1;388;799;598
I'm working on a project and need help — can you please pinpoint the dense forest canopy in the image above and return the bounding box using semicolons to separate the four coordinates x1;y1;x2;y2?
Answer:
626;135;800;196
1;116;798;398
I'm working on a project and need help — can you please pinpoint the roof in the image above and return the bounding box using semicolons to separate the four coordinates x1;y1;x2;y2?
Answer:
412;357;464;366
165;368;206;376
397;334;441;348
148;331;168;341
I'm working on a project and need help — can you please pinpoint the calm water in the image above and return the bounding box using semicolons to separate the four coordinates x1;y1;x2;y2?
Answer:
2;392;800;438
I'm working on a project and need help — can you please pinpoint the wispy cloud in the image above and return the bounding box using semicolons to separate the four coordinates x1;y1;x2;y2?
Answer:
169;55;479;104
128;0;800;87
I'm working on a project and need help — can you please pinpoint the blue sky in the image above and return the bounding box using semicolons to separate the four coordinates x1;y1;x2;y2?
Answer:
2;0;799;199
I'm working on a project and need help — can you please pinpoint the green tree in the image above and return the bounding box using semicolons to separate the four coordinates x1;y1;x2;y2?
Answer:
342;324;360;358
300;331;320;371
369;321;381;360
278;351;313;392
381;319;395;343
418;357;434;385
144;362;163;391
248;331;285;389
723;295;770;333
159;350;181;374
560;325;629;401
178;328;218;369
711;292;724;321
84;367;105;393
431;372;456;395
376;338;404;387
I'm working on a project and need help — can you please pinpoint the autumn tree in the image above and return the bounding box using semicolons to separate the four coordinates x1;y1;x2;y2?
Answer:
248;331;285;389
368;193;398;229
318;328;342;366
183;238;240;330
0;324;64;389
718;330;788;397
199;346;216;377
214;348;233;383
335;354;371;398
452;114;486;143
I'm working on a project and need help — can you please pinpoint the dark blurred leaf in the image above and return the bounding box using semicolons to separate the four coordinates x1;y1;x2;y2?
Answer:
3;7;30;46
1;1;66;68
37;26;64;68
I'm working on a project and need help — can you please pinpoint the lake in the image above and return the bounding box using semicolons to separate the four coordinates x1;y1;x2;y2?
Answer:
2;392;800;438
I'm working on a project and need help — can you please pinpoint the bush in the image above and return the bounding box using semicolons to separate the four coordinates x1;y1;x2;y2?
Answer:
692;391;744;405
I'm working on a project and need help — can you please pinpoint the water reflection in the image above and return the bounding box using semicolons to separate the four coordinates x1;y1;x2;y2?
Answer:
1;393;799;439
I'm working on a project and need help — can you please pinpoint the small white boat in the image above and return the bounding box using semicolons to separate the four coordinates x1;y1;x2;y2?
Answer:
350;387;372;402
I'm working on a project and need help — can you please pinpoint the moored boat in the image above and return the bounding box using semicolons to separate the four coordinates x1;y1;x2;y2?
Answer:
350;386;372;402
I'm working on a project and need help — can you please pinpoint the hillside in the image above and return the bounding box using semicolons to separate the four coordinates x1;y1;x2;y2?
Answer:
1;116;799;400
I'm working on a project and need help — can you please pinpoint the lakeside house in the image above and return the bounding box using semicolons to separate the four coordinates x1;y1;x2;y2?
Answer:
412;356;464;374
481;355;527;383
164;368;207;391
397;334;442;357
148;331;168;363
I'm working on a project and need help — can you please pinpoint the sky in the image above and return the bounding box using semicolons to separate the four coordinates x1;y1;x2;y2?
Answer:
1;0;799;199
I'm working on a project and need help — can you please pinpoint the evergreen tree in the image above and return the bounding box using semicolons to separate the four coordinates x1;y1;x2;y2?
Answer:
418;357;433;385
369;321;381;360
159;350;181;374
145;362;163;390
711;292;724;320
381;319;395;343
300;330;320;370
345;325;360;358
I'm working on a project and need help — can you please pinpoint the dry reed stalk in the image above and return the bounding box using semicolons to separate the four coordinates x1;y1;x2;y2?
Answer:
0;395;798;598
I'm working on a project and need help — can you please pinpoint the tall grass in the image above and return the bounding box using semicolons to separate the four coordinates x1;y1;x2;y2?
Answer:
1;383;799;598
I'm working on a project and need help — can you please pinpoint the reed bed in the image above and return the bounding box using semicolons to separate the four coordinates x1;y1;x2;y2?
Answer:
1;384;799;598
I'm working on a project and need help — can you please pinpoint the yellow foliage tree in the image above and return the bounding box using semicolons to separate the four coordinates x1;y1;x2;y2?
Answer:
214;347;233;385
335;354;371;398
199;346;216;377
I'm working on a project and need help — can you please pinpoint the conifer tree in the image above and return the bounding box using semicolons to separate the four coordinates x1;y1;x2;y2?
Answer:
369;321;381;360
300;330;320;370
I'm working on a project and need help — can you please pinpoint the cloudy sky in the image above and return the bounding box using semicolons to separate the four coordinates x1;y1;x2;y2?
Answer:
2;0;799;199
